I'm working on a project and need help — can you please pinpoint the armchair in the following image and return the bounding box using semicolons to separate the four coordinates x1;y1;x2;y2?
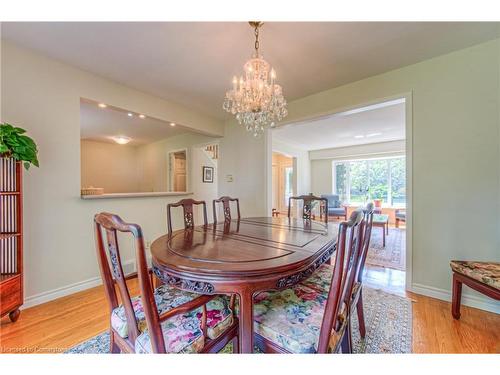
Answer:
320;194;347;221
395;209;406;228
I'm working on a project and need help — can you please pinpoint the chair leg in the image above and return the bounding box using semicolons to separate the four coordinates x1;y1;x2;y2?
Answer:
110;331;121;353
347;319;353;353
232;336;240;353
356;290;366;338
452;274;462;320
340;325;352;353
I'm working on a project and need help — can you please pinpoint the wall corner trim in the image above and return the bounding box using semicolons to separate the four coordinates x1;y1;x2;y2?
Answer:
411;282;500;314
23;276;103;309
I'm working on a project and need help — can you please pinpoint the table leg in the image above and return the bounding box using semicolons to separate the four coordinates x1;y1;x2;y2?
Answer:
238;289;255;353
382;226;386;247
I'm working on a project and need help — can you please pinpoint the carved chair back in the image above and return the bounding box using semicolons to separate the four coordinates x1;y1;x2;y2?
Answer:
317;208;365;353
356;202;374;283
167;198;208;234
213;196;241;223
94;212;159;345
288;194;328;224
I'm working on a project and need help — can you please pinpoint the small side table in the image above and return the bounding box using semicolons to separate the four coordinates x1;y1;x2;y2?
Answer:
372;214;390;247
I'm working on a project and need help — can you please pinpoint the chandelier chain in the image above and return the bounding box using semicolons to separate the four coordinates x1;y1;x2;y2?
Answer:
254;25;260;54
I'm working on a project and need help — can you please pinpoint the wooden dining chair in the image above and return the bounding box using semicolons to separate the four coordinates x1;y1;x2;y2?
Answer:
450;260;500;319
213;196;241;223
253;209;365;353
167;198;208;234
94;212;238;353
347;202;374;345
288;194;329;224
297;202;374;351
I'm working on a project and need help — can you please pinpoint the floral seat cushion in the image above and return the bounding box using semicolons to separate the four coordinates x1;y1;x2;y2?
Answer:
111;284;233;339
300;262;362;300
300;263;335;292
253;283;345;353
450;261;500;290
135;313;205;354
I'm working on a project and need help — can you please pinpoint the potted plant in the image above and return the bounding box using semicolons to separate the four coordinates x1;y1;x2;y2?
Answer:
0;123;39;169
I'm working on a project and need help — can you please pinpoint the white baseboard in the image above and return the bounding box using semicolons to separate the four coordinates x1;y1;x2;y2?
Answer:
23;259;137;309
23;276;103;309
411;283;500;314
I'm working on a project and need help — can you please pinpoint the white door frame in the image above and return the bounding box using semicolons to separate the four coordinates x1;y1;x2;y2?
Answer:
266;92;413;290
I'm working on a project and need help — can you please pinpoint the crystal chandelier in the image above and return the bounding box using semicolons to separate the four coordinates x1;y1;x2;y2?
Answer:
223;22;288;137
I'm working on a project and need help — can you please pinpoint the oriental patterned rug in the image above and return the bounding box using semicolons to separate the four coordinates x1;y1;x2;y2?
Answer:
366;228;406;271
66;287;412;354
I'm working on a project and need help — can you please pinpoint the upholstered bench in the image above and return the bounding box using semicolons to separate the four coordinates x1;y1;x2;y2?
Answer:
449;260;500;319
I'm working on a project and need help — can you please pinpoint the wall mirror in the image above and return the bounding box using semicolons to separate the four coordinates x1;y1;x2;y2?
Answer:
80;98;219;197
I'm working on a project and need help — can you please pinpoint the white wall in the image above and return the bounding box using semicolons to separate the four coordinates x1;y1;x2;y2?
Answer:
1;41;224;306
310;159;334;196
81;140;140;193
218;121;269;217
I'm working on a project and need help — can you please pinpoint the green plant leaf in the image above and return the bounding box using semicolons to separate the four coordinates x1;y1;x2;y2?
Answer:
0;122;39;168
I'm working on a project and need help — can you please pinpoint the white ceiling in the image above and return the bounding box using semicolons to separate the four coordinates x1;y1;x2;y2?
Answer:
3;22;499;120
272;99;405;151
80;99;188;146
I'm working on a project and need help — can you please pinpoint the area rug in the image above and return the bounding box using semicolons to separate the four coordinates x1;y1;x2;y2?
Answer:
66;287;412;354
366;228;406;271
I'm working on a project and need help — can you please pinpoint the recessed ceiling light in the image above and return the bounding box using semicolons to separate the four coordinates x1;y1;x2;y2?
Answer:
98;103;107;108
170;122;176;127
367;132;382;137
139;114;146;119
127;113;133;117
354;135;364;139
112;136;132;145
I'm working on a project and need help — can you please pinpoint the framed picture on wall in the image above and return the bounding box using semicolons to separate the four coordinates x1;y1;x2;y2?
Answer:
202;166;214;183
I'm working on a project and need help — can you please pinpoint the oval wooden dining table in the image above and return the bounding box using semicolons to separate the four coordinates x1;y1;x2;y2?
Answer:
150;216;338;353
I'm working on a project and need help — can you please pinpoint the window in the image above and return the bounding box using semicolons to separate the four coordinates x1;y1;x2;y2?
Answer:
349;160;369;204
333;156;406;207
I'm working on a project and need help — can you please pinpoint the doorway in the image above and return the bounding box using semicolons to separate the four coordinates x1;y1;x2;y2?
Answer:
169;150;187;192
272;152;294;215
268;93;412;292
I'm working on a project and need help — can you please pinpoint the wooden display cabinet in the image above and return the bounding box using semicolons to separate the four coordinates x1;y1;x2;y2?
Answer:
0;158;23;322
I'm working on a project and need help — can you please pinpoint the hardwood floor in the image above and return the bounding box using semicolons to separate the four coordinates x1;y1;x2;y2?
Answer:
1;266;499;353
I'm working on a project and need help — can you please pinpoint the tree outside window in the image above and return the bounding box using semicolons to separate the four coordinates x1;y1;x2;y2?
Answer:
334;156;405;207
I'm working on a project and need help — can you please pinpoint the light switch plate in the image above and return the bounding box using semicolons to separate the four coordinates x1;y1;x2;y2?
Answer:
226;174;233;182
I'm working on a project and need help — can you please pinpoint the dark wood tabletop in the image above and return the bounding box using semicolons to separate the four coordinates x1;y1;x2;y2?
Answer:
151;216;338;353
